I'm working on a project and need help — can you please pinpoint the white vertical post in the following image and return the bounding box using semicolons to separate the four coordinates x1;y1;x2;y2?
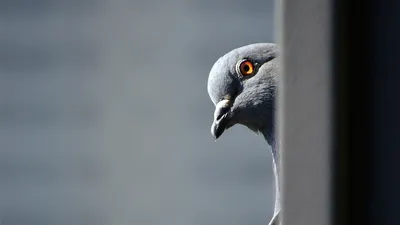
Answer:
277;0;333;224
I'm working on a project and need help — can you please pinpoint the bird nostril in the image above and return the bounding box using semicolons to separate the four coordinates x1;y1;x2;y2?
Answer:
216;113;224;121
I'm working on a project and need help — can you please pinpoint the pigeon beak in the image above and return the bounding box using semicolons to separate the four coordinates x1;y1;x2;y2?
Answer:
211;99;232;140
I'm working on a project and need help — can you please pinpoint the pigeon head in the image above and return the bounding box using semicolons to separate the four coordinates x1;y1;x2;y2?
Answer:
207;43;279;143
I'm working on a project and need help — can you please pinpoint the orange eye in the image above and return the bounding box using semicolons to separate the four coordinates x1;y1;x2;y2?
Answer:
238;60;255;76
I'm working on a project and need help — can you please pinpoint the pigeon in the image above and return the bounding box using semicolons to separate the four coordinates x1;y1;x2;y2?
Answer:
207;43;280;225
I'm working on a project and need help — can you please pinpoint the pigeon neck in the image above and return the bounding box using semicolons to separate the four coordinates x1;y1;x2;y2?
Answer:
262;127;281;215
261;127;280;166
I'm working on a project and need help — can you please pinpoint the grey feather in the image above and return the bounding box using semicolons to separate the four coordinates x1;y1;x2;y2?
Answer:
207;43;281;225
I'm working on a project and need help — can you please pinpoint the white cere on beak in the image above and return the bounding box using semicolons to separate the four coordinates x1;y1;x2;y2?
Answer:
214;99;231;120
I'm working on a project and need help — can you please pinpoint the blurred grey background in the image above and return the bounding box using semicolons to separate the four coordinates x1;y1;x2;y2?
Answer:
0;0;275;224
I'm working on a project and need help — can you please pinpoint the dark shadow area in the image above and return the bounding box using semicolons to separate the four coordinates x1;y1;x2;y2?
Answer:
333;0;400;224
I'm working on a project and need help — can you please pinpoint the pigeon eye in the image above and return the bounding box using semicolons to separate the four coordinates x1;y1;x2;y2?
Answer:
237;60;255;76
